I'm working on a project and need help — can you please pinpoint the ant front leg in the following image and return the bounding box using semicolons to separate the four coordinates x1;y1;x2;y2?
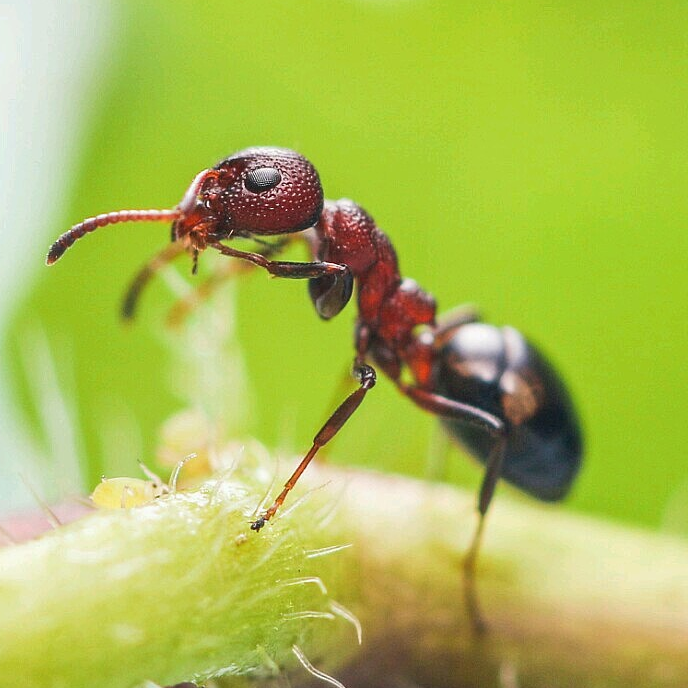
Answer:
211;240;354;316
398;383;506;634
251;363;377;531
210;241;349;280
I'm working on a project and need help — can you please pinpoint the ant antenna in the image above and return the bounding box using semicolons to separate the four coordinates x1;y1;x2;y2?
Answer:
46;209;181;265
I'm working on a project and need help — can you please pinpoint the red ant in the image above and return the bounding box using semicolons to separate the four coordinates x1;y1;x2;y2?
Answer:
47;147;582;630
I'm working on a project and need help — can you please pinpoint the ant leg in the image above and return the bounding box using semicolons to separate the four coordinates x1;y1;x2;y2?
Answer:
166;238;291;327
317;323;372;459
463;436;507;635
211;240;354;316
316;365;358;461
121;242;186;320
398;384;504;436
426;422;453;481
398;383;506;633
251;364;377;531
167;259;247;327
210;241;349;281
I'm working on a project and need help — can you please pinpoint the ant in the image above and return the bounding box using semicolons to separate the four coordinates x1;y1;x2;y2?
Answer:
47;146;582;631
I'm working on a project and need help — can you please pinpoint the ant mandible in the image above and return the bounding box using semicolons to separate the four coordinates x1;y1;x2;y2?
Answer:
47;147;582;630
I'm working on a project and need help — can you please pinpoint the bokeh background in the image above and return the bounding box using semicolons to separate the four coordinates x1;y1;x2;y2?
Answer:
2;0;687;533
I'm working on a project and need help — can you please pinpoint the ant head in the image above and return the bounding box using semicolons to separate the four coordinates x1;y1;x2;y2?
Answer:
46;147;324;265
207;147;324;237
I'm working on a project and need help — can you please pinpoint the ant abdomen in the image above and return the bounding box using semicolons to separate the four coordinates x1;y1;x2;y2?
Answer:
434;322;582;501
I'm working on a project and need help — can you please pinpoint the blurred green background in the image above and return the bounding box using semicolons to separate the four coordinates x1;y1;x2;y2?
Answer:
4;0;687;531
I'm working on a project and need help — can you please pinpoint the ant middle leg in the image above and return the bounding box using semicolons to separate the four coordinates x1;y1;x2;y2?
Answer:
314;365;359;462
251;363;377;531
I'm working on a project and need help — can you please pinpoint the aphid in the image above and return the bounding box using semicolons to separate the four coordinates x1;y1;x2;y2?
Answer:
91;476;162;510
48;147;582;629
91;457;194;509
91;463;167;509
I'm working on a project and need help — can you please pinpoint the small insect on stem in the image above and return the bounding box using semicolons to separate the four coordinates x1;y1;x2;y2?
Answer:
47;146;583;632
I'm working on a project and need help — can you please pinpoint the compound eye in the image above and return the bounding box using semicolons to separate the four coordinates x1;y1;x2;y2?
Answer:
244;167;282;193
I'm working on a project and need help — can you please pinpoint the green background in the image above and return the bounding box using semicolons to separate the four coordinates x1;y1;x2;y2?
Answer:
7;0;688;531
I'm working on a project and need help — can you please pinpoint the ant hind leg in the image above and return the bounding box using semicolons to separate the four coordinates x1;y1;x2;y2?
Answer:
398;383;506;633
463;436;507;635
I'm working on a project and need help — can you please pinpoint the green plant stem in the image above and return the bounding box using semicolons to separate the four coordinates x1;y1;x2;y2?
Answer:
1;459;687;688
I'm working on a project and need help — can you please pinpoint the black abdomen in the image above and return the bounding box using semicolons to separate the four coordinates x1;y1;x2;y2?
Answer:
434;323;582;501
